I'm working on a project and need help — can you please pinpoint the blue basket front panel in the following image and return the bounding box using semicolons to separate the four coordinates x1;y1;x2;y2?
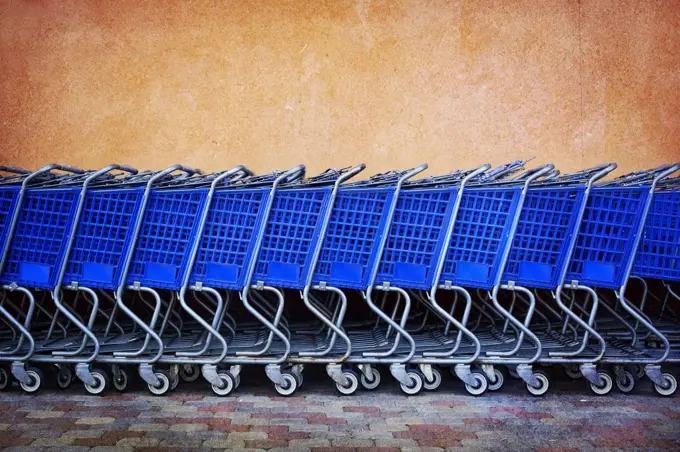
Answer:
632;190;680;282
189;188;270;290
566;186;648;289
0;186;20;265
439;187;522;290
502;187;586;289
126;188;208;290
313;187;394;290
0;187;80;289
375;187;457;290
253;187;333;289
63;188;144;290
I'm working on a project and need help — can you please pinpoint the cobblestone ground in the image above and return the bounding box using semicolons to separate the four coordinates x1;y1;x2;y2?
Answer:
1;366;679;451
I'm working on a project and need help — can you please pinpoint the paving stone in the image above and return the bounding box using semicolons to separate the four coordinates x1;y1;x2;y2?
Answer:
26;411;64;419
128;423;169;431
30;438;74;447
116;437;161;447
75;416;115;425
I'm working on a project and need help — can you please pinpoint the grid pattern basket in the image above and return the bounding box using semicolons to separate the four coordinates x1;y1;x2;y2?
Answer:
313;187;394;290
565;186;649;289
0;188;80;289
126;188;208;290
439;186;522;290
253;187;333;289
63;188;145;289
189;188;271;290
375;187;458;290
632;189;680;282
502;187;586;289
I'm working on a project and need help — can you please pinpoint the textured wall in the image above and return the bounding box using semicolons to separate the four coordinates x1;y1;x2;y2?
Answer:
1;0;679;176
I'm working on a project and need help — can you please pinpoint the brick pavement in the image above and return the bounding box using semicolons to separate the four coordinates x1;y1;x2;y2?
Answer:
0;366;678;451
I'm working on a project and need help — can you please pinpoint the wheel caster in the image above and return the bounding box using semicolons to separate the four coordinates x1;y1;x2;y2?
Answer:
589;370;614;396
423;368;442;391
526;370;550;397
400;371;424;396
84;369;108;396
211;371;235;397
464;370;488;396
20;367;43;394
508;368;520;379
234;374;241;388
632;364;645;380
615;370;635;394
56;366;73;390
148;370;171;396
179;364;201;382
170;373;180;391
654;373;677;397
336;370;359;395
292;370;303;388
113;368;128;392
274;372;298;397
487;368;505;391
0;368;8;391
360;367;381;390
564;365;582;379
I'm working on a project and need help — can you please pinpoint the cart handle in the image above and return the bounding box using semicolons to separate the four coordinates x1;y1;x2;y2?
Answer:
521;164;555;190
146;164;201;187
0;166;30;175
586;163;617;187
651;162;680;188
21;164;87;188
278;164;306;185
209;165;254;189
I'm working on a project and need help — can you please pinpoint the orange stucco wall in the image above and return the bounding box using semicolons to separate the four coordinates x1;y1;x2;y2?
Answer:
1;0;678;176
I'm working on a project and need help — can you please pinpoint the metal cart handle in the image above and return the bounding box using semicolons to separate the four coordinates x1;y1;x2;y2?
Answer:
21;164;87;188
209;165;254;189
335;163;366;186
651;162;680;187
280;164;306;184
0;166;30;175
586;163;617;187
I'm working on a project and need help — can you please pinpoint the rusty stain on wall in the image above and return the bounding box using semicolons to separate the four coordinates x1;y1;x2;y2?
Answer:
0;0;678;176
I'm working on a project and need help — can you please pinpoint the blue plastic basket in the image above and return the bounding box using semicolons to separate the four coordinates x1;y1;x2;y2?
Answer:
0;186;20;262
502;187;586;289
565;186;649;289
63;188;144;290
189;187;271;290
0;187;80;289
126;188;208;290
313;187;394;290
253;187;333;289
375;187;458;290
439;186;522;290
632;189;680;282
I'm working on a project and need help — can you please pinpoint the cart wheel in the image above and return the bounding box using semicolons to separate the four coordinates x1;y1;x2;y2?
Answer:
360;367;381;390
464;370;488;397
654;373;677;397
211;371;235;397
526;370;550;397
615;370;635;394
589;370;613;396
148;371;172;396
20;367;43;394
56;367;73;390
632;364;645;380
423;368;442;391
564;365;582;379
170;373;180;391
488;368;505;391
400;371;424;396
336;370;359;396
234;374;241;388
84;369;108;396
113;368;128;392
274;372;298;397
179;364;201;382
292;369;304;388
0;367;8;391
